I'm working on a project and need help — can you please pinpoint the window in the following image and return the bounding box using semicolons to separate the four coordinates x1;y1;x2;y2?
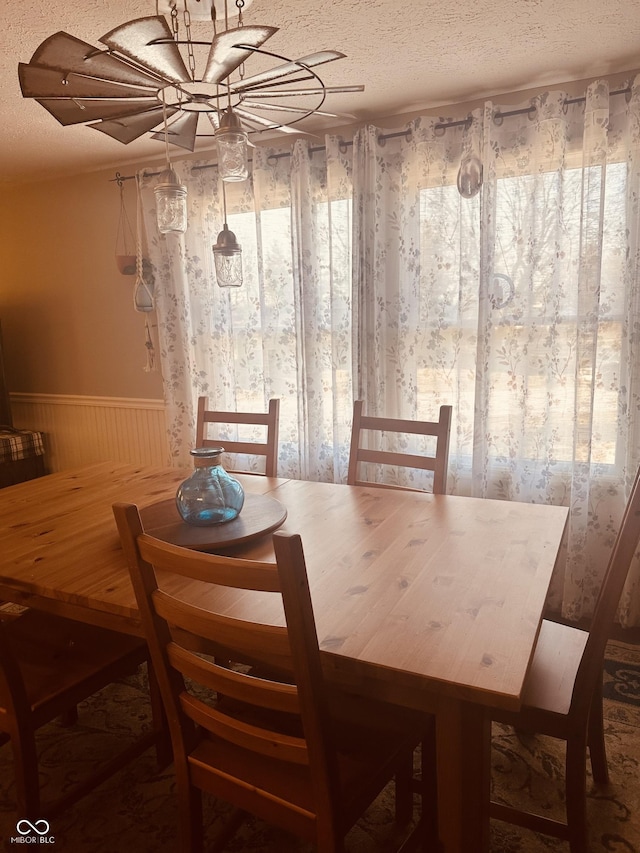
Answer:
418;161;628;469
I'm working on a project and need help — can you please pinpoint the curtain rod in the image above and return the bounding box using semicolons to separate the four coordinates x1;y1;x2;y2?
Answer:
110;129;409;184
110;87;632;185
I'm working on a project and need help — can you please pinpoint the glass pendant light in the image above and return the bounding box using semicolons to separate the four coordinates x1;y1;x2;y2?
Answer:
215;108;249;183
213;181;242;287
154;96;188;233
154;165;187;233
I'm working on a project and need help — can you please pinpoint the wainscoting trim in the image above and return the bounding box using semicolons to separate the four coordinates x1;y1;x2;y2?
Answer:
9;392;169;473
10;393;165;410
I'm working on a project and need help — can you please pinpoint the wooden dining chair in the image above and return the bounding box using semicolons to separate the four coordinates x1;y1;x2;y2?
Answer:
0;608;164;820
195;397;280;477
347;401;452;494
489;464;640;853
113;501;437;853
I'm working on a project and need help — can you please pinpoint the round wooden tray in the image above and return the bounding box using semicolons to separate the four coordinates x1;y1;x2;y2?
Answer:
139;492;287;551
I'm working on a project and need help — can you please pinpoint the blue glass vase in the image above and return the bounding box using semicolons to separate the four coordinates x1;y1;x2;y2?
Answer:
176;447;245;526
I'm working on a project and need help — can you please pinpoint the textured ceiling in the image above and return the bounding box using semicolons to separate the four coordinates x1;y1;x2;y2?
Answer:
3;0;640;184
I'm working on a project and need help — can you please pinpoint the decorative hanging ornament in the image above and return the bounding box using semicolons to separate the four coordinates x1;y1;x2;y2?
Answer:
457;113;483;199
115;175;136;274
457;154;483;199
134;173;156;313
133;172;157;373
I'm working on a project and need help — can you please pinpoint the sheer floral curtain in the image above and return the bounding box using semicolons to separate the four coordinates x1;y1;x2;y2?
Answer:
352;76;640;626
139;73;640;626
138;139;353;481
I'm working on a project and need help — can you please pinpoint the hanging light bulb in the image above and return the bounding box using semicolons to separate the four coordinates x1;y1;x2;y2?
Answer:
154;165;187;234
154;93;188;233
215;108;249;183
213;180;242;287
213;224;243;287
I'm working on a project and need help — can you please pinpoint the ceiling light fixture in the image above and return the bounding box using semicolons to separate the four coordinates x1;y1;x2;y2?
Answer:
215;107;249;182
18;0;364;169
154;94;188;232
212;180;242;287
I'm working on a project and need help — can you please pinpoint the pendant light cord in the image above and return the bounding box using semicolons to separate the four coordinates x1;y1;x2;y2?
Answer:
161;90;171;167
221;177;228;224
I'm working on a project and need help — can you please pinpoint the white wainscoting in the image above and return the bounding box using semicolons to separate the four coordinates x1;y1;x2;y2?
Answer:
9;393;170;473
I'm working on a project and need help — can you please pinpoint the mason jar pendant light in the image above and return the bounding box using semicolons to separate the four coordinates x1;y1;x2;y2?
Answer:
154;165;188;233
154;95;188;234
215;107;249;182
213;180;242;287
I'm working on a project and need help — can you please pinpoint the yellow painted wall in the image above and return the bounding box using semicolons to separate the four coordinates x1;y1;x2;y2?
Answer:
0;167;164;399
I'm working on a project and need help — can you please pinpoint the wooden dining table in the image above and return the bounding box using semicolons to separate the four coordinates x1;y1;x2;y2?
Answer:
0;462;569;853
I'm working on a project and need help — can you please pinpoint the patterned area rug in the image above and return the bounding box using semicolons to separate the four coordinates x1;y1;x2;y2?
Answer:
1;640;639;852
490;639;640;853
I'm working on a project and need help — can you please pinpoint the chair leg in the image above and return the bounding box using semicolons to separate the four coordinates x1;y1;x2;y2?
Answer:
315;826;346;853
176;770;204;853
147;661;171;769
587;683;609;785
565;736;589;853
11;728;41;820
58;707;79;727
210;809;247;853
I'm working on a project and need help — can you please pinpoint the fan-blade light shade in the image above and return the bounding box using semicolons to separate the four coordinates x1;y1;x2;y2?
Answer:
89;106;178;143
150;111;199;152
37;98;167;128
100;17;190;84
18;1;363;153
18;63;156;100
22;31;163;87
230;51;345;93
202;26;278;85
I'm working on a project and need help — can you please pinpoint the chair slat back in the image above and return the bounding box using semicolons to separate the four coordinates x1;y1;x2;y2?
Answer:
347;401;452;494
113;503;339;818
574;465;640;714
195;397;280;477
